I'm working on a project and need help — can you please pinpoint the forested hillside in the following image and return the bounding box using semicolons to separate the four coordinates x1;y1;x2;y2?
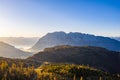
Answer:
28;45;120;74
0;62;119;80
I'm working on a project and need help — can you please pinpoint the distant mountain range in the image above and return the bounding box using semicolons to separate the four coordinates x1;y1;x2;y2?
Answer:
28;45;120;74
0;37;39;49
31;31;120;52
0;42;33;58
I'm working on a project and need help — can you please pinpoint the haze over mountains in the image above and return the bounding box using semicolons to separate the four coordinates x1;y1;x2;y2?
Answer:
28;45;120;74
0;31;120;74
0;37;39;49
31;32;120;52
0;31;120;59
0;42;33;58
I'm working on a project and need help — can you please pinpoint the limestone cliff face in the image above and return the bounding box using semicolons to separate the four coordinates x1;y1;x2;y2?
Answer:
31;32;120;52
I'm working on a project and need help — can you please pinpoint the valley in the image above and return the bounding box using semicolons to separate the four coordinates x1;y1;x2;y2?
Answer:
0;33;120;80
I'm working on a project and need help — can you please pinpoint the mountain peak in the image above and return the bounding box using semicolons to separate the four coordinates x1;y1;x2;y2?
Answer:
46;31;66;36
31;31;120;52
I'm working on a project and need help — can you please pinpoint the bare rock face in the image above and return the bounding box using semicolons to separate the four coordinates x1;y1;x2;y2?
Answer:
31;31;120;52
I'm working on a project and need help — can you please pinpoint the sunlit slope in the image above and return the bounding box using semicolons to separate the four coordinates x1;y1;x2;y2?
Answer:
0;61;119;80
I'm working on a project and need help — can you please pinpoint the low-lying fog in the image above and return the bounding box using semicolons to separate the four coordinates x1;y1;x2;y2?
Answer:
0;37;39;52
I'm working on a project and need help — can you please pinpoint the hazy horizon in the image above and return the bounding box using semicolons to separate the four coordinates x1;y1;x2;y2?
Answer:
0;0;120;37
0;31;119;37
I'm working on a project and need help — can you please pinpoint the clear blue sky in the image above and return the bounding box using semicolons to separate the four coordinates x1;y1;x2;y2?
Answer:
0;0;120;37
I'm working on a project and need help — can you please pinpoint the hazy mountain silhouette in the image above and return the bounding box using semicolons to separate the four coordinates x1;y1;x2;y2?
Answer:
28;45;120;74
31;31;120;52
0;42;33;58
0;37;39;49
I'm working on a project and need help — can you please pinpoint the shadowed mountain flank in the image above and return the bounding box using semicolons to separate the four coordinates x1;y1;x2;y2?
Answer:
28;45;120;74
31;32;120;52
